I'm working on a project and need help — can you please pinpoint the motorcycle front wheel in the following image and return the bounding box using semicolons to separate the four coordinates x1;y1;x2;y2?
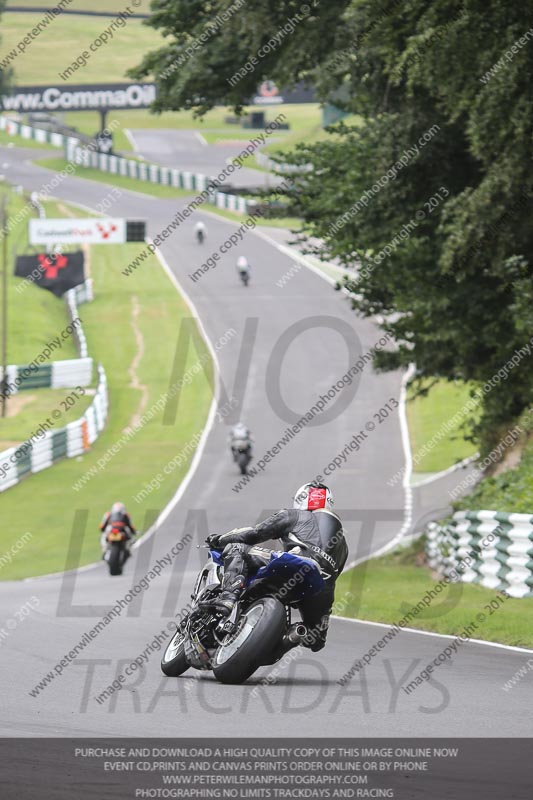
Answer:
212;597;286;685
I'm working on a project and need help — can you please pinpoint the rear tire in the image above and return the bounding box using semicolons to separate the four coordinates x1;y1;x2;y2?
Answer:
161;627;190;677
108;543;123;576
237;452;249;475
213;597;286;684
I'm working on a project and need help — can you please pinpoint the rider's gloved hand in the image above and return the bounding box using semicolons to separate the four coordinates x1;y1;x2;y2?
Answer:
303;615;329;652
206;534;222;549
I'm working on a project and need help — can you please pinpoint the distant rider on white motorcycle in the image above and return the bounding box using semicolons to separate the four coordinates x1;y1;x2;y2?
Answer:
236;256;250;284
229;421;253;462
194;220;206;244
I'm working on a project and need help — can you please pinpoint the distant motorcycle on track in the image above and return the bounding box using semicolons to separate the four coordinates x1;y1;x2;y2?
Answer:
233;442;252;475
229;423;253;475
236;256;250;286
194;221;206;245
161;541;323;684
103;529;129;576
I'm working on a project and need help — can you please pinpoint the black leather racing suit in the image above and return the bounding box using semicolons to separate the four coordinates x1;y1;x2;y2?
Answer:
216;508;348;650
100;511;136;551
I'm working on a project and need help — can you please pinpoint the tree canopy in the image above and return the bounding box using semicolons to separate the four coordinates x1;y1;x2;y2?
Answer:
132;0;533;451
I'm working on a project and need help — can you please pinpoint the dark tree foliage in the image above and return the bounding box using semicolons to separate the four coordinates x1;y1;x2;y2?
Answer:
132;0;533;451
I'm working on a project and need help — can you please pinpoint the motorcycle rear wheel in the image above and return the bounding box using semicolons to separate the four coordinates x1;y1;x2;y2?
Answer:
213;597;286;684
161;627;190;676
108;542;123;576
237;452;249;475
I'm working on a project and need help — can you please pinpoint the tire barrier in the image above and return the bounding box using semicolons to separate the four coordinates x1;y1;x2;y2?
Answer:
0;278;94;395
0;364;108;493
65;140;256;215
426;509;533;598
0;358;93;395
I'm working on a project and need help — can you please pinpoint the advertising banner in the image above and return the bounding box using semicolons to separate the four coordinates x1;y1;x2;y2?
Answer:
15;251;85;297
29;218;126;245
2;83;156;113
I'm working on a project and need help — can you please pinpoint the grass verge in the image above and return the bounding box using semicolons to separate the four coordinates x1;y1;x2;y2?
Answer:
6;0;152;11
1;11;161;85
407;379;479;474
335;538;533;648
0;194;213;580
204;205;303;229
0;387;94;451
1;184;80;363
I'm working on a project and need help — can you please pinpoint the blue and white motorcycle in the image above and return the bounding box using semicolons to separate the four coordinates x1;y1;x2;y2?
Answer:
161;540;325;684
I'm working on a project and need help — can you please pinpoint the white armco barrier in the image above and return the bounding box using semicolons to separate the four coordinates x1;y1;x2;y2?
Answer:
65;140;258;216
426;509;533;598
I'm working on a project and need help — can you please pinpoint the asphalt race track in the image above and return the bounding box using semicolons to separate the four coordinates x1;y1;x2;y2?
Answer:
126;128;282;189
0;142;531;738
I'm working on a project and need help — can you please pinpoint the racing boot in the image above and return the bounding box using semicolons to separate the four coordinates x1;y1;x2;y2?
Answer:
213;591;239;616
212;574;245;617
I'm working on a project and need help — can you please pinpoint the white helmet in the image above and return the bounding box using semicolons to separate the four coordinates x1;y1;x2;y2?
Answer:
232;421;249;437
111;502;126;514
293;482;333;511
237;256;249;269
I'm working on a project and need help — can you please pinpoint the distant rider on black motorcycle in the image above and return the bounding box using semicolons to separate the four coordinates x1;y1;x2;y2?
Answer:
205;482;348;651
100;502;137;558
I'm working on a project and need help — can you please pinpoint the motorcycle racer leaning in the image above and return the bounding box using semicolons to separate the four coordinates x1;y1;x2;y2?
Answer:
205;482;348;651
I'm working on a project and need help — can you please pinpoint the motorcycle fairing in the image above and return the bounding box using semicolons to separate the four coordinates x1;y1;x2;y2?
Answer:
248;551;325;601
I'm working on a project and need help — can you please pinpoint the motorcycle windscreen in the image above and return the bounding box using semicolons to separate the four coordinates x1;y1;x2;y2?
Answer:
249;552;325;601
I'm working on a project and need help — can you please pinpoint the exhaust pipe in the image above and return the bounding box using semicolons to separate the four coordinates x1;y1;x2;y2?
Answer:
285;623;308;646
264;623;309;664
